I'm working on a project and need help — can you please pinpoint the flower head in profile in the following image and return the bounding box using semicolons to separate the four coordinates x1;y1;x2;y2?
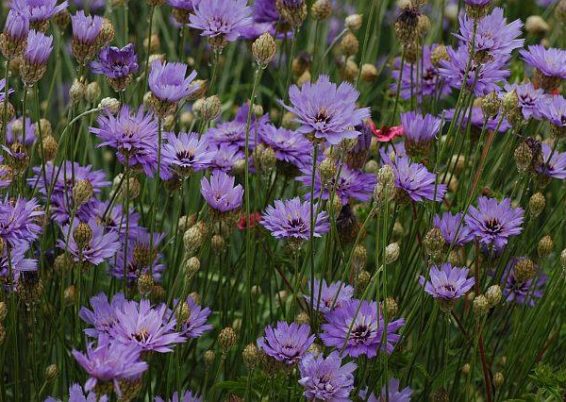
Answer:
0;79;14;102
23;29;53;65
0;160;12;189
465;196;524;250
5;117;36;146
0;197;43;248
11;0;68;25
520;45;566;80
390;156;447;203
259;124;311;169
420;264;475;309
455;8;523;59
162;131;214;176
321;299;405;358
282;75;371;145
261;197;329;240
91;44;139;91
45;383;109;402
200;171;244;213
149;60;198;104
257;321;315;365
79;292;127;338
535;143;566;180
539;95;566;136
155;391;203;402
303;279;354;314
298;163;377;204
72;336;148;395
298;351;357;401
110;299;185;353
71;11;103;45
503;83;547;120
57;219;120;265
90;105;158;176
1;10;29;58
400;111;442;146
503;258;547;306
177;295;213;339
433;212;473;247
360;378;413;402
439;46;509;96
392;45;451;101
189;0;252;46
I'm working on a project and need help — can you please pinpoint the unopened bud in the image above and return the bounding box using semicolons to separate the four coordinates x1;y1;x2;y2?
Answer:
211;234;225;252
345;14;363;31
204;350;216;368
340;32;359;56
99;97;121;114
537;235;553;258
493;372;504;387
242;343;261;369
42;135;58;161
72;179;94;205
69;79;86;104
252;32;277;66
355;270;371;293
481;92;501;117
319;158;337;186
361;64;378;82
184;256;201;280
528;192;545;217
201;95;221;121
312;0;332;20
86;82;101;103
385;242;400;264
295;312;310;324
384;297;398;317
473;295;490;316
44;364;59;382
137;273;154;295
218;327;237;352
525;15;550;35
73;222;92;249
485;285;502;306
514;141;533;173
64;285;77;304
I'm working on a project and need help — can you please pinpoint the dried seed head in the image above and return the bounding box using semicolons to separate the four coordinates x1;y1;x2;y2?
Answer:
537;235;553;258
514;141;533;173
73;222;93;249
485;285;502;306
86;81;101;103
345;14;363;31
201;95;222;121
361;63;378;82
514;257;536;282
385;242;400;264
41;134;58;161
424;227;444;258
352;244;367;269
473;295;490;316
252;32;277;66
481;92;501;117
276;0;307;27
312;0;333;20
340;32;359;56
176;301;190;323
528;192;545;217
341;59;359;82
242;343;261;369
184;224;204;255
98;97;121;114
184;256;201;280
355;270;371;293
72;179;94;206
384;297;399;317
137;273;154;295
218;327;238;352
69;79;86;104
319;157;337;186
211;234;225;252
525;15;550;35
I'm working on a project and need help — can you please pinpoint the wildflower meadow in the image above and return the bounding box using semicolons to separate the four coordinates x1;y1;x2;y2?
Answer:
1;0;566;400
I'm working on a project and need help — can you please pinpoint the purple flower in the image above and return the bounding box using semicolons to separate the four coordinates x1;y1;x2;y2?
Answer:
5;117;36;146
149;60;198;104
3;9;29;40
391;45;451;100
189;0;252;42
79;292;127;338
71;11;103;45
520;45;566;80
73;0;106;12
46;383;109;402
206;121;254;150
438;46;509;96
0;79;13;102
282;75;370;145
400;111;442;145
536;143;566;180
455;8;523;58
539;95;566;132
110;229;166;283
166;0;197;11
11;0;68;24
298;351;357;401
94;202;141;239
261;197;329;240
162;131;214;176
0;160;12;189
442;107;510;132
260;124;312;169
200;171;244;213
360;379;413;402
253;0;279;24
91;105;158;176
177;295;213;339
420;264;475;303
464;0;491;6
72;336;148;395
91;44;139;80
465;196;524;250
433;212;473;247
155;391;203;402
57;218;120;265
503;258;547;306
390;156;446;202
0;197;43;248
504;83;547;120
1;246;37;286
24;29;53;65
321;299;405;358
303;279;354;314
208;144;243;173
110;299;185;353
298;164;377;204
257;321;315;365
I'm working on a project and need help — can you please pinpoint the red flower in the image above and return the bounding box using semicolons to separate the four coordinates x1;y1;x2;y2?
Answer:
237;212;262;231
369;120;404;143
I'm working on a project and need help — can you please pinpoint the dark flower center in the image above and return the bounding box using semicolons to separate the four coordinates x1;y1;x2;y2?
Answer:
314;110;331;124
484;218;502;235
176;149;195;162
441;284;456;293
289;217;306;231
133;329;149;342
351;324;371;343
